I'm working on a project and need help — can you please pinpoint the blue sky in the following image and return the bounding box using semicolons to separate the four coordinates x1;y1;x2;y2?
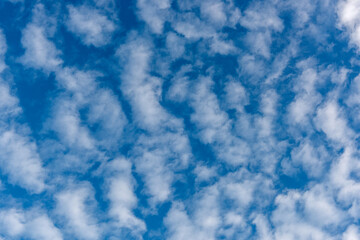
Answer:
0;0;360;239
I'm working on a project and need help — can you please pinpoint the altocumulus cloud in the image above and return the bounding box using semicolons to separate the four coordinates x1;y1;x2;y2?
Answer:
0;0;360;239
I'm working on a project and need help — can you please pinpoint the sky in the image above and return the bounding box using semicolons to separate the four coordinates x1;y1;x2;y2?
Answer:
0;0;360;239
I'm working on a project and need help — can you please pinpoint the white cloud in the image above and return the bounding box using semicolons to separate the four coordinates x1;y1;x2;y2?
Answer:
238;54;266;80
87;89;127;147
329;147;360;207
173;13;215;40
166;75;189;102
55;67;127;148
66;4;115;47
0;208;62;240
25;215;63;240
192;186;221;238
117;36;170;132
338;0;360;49
136;0;170;34
290;141;328;178
55;67;98;104
55;185;100;240
240;3;283;31
252;214;273;240
165;169;274;240
132;134;181;204
278;0;315;28
20;23;62;71
0;82;21;117
221;170;275;210
0;130;46;193
287;60;323;128
245;31;272;59
343;225;360;240
127;127;192;206
240;2;283;58
51;99;94;150
303;185;346;227
315;100;354;145
165;202;199;240
165;186;221;240
0;208;25;237
271;191;336;240
166;65;192;102
288;95;318;125
200;0;227;26
105;158;146;233
193;164;217;182
190;76;250;166
210;37;236;55
224;80;248;112
166;32;185;59
190;77;230;144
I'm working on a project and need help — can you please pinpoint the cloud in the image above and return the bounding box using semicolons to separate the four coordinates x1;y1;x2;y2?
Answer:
271;191;336;240
338;0;360;49
329;147;360;207
189;76;252;166
25;215;63;240
165;202;199;240
252;214;274;240
315;100;354;145
66;4;116;47
165;169;274;240
51;98;94;150
105;159;146;234
224;80;248;112
189;76;250;166
55;67;127;149
131;132;191;204
55;185;100;240
136;0;171;34
19;4;62;71
0;208;62;240
190;77;230;144
193;164;217;182
20;23;62;71
172;13;215;40
165;187;221;240
0;130;46;193
0;82;21;117
343;225;360;240
87;89;127;147
117;36;169;132
290;140;328;178
200;0;227;26
166;32;186;59
0;208;25;237
240;2;284;58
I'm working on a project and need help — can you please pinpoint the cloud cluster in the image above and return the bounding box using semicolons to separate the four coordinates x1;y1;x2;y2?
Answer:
0;0;360;239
